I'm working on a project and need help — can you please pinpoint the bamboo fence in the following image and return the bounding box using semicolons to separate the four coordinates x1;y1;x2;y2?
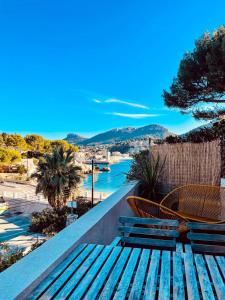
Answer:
151;139;221;191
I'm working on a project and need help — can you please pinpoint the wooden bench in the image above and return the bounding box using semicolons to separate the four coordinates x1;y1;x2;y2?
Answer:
117;216;179;249
187;222;225;254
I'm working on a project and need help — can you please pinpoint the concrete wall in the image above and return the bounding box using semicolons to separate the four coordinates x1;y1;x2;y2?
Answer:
0;182;137;300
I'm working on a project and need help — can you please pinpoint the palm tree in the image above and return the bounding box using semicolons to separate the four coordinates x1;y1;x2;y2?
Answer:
32;146;82;209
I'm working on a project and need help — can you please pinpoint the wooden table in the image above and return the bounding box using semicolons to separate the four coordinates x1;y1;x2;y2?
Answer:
29;243;225;300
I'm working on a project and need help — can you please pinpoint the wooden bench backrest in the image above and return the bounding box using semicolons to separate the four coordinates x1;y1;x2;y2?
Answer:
187;222;225;254
119;216;179;249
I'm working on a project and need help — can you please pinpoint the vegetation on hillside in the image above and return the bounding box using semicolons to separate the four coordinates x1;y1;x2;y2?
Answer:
163;25;225;120
0;148;21;164
32;146;82;209
0;133;78;165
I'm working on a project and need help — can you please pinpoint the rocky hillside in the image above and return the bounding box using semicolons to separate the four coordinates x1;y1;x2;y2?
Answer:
64;133;87;145
67;125;173;145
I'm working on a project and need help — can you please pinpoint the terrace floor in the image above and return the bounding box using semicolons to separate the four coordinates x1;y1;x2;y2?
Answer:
29;242;225;300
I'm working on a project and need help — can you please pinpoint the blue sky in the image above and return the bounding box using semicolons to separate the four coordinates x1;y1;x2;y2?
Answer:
0;0;224;139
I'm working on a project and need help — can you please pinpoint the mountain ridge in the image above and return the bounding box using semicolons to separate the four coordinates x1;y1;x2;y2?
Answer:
64;124;174;145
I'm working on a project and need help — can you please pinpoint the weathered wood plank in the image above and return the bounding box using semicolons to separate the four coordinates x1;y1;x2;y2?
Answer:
183;252;200;300
128;249;151;300
205;255;225;300
28;243;87;300
119;225;179;237
143;250;160;300
84;246;122;300
188;232;225;242
191;243;225;254
176;242;184;254
53;245;104;299
122;236;176;248
173;252;185;300
215;256;225;281
119;216;178;226
110;236;121;246
39;244;96;300
69;246;113;300
194;254;215;300
184;244;193;254
113;248;141;300
158;251;171;300
187;223;225;231
98;247;132;300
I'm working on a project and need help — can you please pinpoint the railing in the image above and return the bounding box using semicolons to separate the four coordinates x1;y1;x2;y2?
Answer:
0;182;138;300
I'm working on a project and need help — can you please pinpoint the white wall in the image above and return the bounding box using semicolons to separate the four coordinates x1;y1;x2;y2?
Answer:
0;182;137;300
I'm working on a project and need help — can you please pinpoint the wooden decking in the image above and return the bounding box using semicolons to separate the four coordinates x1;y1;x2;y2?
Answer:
29;243;225;300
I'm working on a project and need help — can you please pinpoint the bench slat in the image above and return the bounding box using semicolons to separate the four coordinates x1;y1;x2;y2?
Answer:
110;236;121;246
187;223;225;231
98;247;132;300
84;246;122;300
158;251;171;300
191;244;225;254
119;225;179;237
173;252;185;299
215;256;225;281
128;249;151;300
205;255;225;300
194;254;215;300
113;248;141;300
119;216;179;226
69;246;113;300
184;252;200;300
143;250;160;300
54;245;104;299
188;232;225;243
122;236;176;248
28;243;87;300
39;244;96;299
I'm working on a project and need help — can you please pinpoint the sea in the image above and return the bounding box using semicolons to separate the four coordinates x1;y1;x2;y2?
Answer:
82;159;132;194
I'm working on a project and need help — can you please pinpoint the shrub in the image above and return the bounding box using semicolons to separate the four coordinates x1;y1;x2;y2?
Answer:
0;243;24;272
17;165;27;174
0;148;21;164
75;198;94;217
29;208;68;236
127;150;166;200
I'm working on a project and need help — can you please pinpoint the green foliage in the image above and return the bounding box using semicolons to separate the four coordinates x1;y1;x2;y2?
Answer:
50;140;78;152
25;134;45;152
75;198;93;217
163;25;225;120
17;165;27;174
0;243;24;272
29;208;67;235
110;143;131;154
0;148;21;164
32;146;82;209
127;150;166;200
4;134;27;150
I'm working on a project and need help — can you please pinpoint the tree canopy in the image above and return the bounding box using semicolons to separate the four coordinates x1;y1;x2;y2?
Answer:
163;25;225;120
32;146;82;209
25;134;45;151
0;148;21;164
0;133;78;155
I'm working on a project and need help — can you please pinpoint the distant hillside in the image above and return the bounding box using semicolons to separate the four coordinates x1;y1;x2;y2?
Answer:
77;125;173;145
64;133;87;145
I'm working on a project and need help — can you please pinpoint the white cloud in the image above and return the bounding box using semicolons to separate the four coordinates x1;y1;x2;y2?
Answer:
93;98;149;109
93;99;102;103
108;112;161;119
